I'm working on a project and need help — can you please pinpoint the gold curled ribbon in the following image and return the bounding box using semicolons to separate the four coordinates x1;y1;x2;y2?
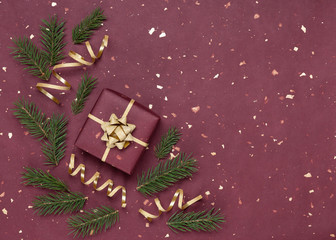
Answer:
68;154;126;208
138;189;203;222
36;35;109;104
88;99;148;162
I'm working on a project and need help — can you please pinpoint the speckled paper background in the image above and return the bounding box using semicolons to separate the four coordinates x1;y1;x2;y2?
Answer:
1;1;336;239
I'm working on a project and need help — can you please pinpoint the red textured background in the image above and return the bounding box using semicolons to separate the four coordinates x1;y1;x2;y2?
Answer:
0;1;336;239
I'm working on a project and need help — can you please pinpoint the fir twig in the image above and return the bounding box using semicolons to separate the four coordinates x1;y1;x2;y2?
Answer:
71;73;97;115
12;98;49;140
40;15;66;66
154;127;181;160
33;192;87;216
136;153;198;197
10;36;51;80
167;208;225;233
72;7;106;44
67;206;119;238
22;167;69;192
41;114;68;166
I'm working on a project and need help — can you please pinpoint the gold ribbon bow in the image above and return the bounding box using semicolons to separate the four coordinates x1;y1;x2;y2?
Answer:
36;35;109;104
88;99;148;162
138;189;203;222
68;154;127;208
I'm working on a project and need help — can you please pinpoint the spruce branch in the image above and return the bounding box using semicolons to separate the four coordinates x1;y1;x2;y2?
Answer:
10;36;51;80
40;15;66;66
22;167;69;192
42;113;68;166
167;208;225;233
72;7;106;44
33;192;87;216
136;153;198;197
154;127;181;160
12;98;49;140
71;73;97;115
67;206;119;238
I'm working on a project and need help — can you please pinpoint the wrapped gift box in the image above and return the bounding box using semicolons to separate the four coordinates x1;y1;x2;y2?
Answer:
75;88;160;175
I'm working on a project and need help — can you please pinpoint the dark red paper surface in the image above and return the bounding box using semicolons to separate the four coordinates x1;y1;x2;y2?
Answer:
1;1;336;240
75;89;160;175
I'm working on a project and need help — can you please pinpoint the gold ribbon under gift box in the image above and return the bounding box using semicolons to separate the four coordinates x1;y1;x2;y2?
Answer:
75;89;160;175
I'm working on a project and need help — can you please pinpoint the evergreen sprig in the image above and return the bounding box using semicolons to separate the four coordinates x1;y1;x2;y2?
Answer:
33;192;87;216
71;73;97;115
42;114;68;166
40;15;66;66
67;206;119;238
154;127;181;160
72;7;106;44
22;167;69;192
136;153;198;196
167;208;225;233
12;98;49;140
10;36;51;80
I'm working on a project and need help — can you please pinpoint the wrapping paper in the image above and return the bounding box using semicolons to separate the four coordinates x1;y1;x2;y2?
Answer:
0;1;335;239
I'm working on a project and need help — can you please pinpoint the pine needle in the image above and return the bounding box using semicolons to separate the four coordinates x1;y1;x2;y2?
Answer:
33;192;87;216
154;127;181;160
40;15;66;66
71;73;97;115
167;208;225;233
136;153;198;197
67;206;119;238
41;113;68;166
10;36;51;80
22;167;69;192
12;98;49;140
72;7;106;44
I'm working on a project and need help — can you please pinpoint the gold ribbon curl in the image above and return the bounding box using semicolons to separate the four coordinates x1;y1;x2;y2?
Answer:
138;189;203;222
88;99;148;162
68;154;126;208
36;35;109;104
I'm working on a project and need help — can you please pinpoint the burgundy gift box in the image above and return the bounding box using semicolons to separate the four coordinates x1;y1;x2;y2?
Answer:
75;89;160;175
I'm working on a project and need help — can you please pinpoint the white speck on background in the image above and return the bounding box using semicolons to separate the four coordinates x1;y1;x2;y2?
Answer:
148;27;155;35
19;230;22;234
213;73;219;79
304;173;312;178
2;208;7;215
165;234;169;238
164;96;168;101
156;73;160;78
222;144;225;149
51;2;57;7
211;152;216;156
205;191;210;196
289;197;293;201
2;67;7;72
300;72;306;77
219;185;223;190
309;189;314;194
159;31;166;38
156;85;163;90
25;25;29;29
8;133;13;139
309;74;313;79
30;34;34;39
286;94;294;99
293;47;298;51
149;104;153;109
301;25;307;33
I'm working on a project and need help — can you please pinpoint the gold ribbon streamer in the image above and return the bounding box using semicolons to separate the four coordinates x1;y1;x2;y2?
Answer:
138;189;203;222
36;35;109;104
88;99;148;162
68;153;126;208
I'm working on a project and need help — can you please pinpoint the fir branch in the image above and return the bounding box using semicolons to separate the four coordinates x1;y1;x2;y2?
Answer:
41;114;68;166
10;36;51;80
154;127;181;160
12;98;49;140
40;15;66;66
33;192;87;216
136;153;198;197
167;208;225;233
72;7;106;44
71;73;97;115
67;206;119;238
22;167;69;192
